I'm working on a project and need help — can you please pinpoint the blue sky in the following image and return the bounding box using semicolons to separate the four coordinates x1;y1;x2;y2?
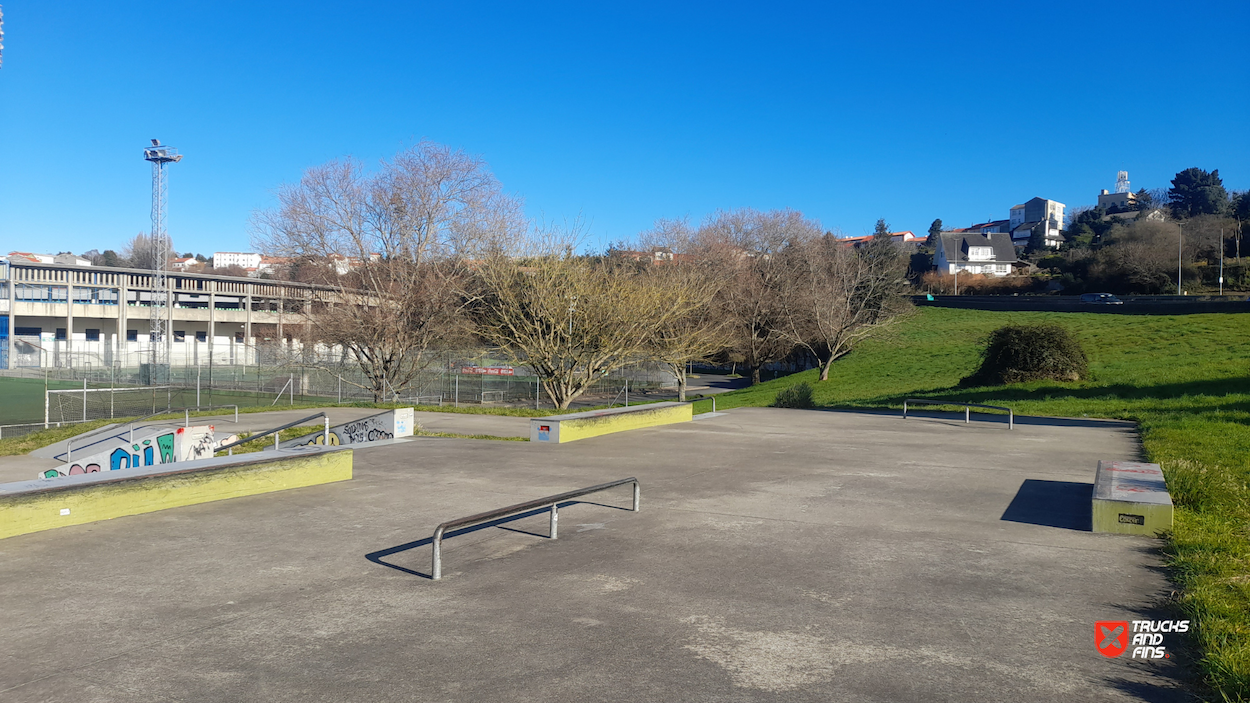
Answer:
1;1;1247;256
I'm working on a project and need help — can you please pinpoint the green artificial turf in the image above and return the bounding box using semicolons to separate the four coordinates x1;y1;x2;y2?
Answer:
695;307;1250;700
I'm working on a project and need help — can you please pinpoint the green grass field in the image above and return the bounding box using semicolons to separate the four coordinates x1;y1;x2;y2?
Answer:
694;307;1250;700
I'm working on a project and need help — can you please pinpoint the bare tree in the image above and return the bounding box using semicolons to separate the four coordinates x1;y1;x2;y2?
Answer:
251;140;525;400
474;239;706;409
317;259;473;400
1089;220;1186;293
694;209;821;384
639;262;727;401
124;232;173;270
775;234;910;381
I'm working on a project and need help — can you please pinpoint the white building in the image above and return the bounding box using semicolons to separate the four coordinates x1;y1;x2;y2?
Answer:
934;232;1018;277
1008;197;1065;248
0;258;333;370
213;252;262;269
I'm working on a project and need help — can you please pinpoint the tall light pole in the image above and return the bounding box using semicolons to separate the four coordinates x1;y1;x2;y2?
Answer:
143;139;183;376
1219;228;1224;296
1177;221;1183;295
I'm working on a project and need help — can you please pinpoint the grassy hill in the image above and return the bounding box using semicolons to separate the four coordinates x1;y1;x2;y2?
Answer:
694;307;1250;700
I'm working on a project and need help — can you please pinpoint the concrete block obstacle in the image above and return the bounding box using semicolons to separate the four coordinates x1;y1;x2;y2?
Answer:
271;408;415;449
0;447;353;540
530;402;692;444
1092;460;1173;535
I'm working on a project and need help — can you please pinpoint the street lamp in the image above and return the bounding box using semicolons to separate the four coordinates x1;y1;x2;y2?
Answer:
1177;222;1183;295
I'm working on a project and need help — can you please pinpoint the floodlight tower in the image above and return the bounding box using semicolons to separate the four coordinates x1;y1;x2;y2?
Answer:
1115;170;1130;194
143;139;183;372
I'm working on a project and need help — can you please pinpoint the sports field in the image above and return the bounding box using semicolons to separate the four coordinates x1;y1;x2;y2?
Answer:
0;375;327;427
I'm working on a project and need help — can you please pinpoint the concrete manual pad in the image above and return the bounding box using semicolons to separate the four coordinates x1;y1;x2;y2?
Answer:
0;408;1187;701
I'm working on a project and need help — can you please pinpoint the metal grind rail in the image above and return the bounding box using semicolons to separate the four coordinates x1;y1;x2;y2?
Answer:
215;412;330;455
431;477;640;580
902;399;1014;429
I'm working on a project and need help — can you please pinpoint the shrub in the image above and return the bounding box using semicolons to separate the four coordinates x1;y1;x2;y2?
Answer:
773;382;815;409
965;323;1088;385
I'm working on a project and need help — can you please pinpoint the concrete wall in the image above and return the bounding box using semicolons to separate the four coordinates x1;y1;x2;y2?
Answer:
41;425;220;479
276;408;415;449
1;448;353;540
531;402;691;444
914;295;1250;315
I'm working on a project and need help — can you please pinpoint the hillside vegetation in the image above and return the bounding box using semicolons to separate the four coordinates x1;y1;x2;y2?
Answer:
695;307;1250;700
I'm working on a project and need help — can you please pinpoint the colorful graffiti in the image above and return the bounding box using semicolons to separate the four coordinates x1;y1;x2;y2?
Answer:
41;425;218;479
42;463;102;479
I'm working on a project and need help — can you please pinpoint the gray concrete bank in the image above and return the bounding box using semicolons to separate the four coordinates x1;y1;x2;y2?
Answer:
0;408;1187;702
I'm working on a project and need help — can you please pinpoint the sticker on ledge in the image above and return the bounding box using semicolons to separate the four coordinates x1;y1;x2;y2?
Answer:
538;425;550;441
1118;513;1145;525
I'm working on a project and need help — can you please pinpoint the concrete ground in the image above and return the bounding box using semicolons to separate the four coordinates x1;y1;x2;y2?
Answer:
0;408;1190;702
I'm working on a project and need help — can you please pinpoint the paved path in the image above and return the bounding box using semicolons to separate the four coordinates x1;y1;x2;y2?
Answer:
0;408;1188;701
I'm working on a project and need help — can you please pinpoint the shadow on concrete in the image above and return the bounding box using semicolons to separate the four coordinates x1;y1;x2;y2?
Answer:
365;500;631;579
1000;479;1093;531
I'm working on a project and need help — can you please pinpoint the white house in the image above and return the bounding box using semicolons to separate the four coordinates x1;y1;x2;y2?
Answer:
212;251;262;269
934;232;1018;277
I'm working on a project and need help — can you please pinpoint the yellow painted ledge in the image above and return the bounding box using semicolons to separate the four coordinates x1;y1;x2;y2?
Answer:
531;402;692;443
0;449;353;540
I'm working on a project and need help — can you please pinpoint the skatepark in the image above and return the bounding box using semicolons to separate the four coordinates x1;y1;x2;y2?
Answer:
0;406;1187;702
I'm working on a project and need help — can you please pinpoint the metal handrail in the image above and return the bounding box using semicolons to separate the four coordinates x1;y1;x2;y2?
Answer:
431;477;640;580
903;398;1014;429
65;409;174;462
215;412;329;454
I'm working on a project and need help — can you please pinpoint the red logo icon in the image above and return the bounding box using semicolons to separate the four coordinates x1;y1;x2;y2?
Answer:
1096;621;1129;658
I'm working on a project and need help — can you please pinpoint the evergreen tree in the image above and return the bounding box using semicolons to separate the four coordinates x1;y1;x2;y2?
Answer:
1168;167;1229;218
873;218;891;240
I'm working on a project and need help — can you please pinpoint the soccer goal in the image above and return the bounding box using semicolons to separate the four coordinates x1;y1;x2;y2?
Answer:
45;385;179;427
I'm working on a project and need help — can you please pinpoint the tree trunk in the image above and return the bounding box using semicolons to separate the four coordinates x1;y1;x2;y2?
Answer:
818;359;832;381
751;365;761;385
677;374;687;402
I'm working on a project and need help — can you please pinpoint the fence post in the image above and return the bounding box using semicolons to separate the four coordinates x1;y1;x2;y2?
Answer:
965;406;970;424
625;379;629;407
185;409;189;428
323;416;329;445
44;381;49;429
455;374;459;407
197;366;201;408
337;375;342;404
549;504;558;539
83;379;87;422
289;373;294;405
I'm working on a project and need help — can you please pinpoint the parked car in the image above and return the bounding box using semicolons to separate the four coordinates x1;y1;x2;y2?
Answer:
1080;293;1124;305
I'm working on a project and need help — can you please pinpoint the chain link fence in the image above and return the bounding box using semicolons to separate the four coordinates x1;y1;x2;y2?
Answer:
0;348;680;439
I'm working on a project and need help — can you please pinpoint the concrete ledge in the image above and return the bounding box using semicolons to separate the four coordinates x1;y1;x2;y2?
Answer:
1092;460;1173;535
531;402;692;443
0;447;353;540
